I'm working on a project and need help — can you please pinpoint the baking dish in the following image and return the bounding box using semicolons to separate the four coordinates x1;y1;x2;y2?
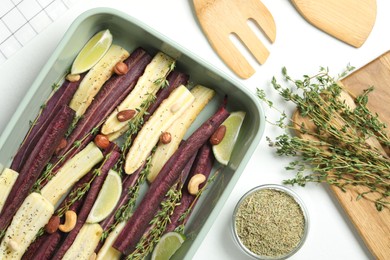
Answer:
0;8;265;259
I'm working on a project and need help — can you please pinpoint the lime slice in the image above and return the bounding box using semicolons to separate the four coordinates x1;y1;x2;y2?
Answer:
71;29;113;74
151;232;186;260
86;169;121;223
212;111;246;165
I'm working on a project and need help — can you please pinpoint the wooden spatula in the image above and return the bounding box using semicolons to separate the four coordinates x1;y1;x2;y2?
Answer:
290;0;377;47
193;0;276;79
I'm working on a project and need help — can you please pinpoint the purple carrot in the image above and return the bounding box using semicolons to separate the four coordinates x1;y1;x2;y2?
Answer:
0;105;74;232
143;70;189;122
94;165;144;253
113;103;229;255
99;165;143;232
136;150;198;247
52;48;152;168
22;232;62;260
51;148;121;260
24;144;117;260
178;148;199;185
10;75;84;172
165;143;214;233
96;148;196;254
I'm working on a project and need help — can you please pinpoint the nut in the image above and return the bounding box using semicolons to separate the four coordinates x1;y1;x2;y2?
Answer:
45;215;60;234
187;173;207;195
59;210;77;233
94;134;110;149
210;125;226;145
7;240;19;251
117;109;136;122
66;73;81;82
89;252;97;260
159;132;171;144
114;61;129;75
55;138;67;155
170;102;181;113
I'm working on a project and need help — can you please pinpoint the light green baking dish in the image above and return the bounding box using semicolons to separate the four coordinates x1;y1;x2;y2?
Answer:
0;8;265;259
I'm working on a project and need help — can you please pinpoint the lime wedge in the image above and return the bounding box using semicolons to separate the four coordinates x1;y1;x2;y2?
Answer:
71;29;113;74
212;111;246;165
86;169;121;223
151;232;186;260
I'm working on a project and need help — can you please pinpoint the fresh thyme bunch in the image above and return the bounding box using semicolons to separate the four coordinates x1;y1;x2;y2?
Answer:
257;66;390;211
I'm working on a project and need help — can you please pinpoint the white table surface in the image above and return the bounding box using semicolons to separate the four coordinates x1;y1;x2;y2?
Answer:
1;1;389;259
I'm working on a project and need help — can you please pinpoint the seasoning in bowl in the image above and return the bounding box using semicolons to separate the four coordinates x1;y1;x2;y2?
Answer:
232;185;309;259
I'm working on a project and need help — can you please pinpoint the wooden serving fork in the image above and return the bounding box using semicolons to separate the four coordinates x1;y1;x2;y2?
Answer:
193;0;276;79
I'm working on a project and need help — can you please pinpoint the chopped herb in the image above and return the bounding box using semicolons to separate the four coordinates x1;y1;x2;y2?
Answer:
235;188;305;257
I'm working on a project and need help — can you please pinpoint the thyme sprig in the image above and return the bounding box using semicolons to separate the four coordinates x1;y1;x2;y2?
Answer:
258;66;390;211
153;61;175;88
114;92;156;176
126;181;183;260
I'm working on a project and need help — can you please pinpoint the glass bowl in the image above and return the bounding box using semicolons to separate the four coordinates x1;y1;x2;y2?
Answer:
232;184;309;259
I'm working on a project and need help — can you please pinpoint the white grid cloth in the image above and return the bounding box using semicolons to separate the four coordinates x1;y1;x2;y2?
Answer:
0;0;78;65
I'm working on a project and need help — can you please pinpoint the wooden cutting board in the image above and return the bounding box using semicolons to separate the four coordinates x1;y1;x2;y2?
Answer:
336;52;390;260
296;51;390;259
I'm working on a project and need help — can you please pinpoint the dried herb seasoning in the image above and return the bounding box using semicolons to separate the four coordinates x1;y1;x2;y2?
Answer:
234;188;306;258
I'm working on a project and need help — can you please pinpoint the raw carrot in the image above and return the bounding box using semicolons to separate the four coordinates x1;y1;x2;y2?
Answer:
10;74;84;172
143;70;189;122
113;103;229;255
24;144;117;260
126;150;198;258
165;142;214;233
22;232;62;260
54;48;152;166
51;148;120;260
94;165;144;253
0;105;74;232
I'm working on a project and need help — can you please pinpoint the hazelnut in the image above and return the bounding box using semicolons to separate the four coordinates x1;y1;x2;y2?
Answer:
210;125;226;145
55;138;67;154
45;215;60;234
7;240;19;252
117;109;136;122
94;134;110;149
170;102;181;113
89;252;97;260
66;73;81;82
160;132;172;144
114;62;129;75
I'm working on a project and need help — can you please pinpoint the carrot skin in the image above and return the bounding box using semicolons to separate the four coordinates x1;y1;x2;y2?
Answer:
0;105;74;230
113;104;229;255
